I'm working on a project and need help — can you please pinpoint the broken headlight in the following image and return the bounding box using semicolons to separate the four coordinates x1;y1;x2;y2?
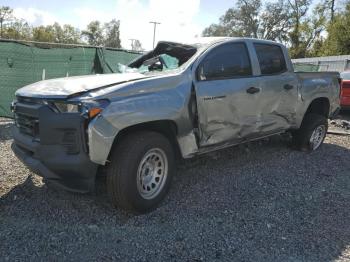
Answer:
52;99;109;118
53;102;81;113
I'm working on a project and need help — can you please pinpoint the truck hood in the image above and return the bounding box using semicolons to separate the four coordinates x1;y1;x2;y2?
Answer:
15;73;148;99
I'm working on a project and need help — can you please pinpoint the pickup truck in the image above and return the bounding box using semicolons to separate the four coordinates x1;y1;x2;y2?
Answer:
11;38;340;213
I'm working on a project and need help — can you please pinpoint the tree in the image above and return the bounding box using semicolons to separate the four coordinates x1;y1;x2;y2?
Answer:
202;0;330;58
51;22;80;44
203;0;262;38
319;2;350;55
4;18;31;40
61;24;81;44
131;39;143;51
104;19;121;48
0;6;123;47
81;19;122;47
32;25;55;42
81;21;104;46
324;0;336;22
287;0;312;58
0;6;13;37
287;1;330;58
202;24;227;37
330;0;335;21
202;0;290;42
259;0;291;42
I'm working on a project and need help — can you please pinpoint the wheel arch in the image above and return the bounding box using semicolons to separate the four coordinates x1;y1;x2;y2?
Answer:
107;120;182;162
304;97;330;119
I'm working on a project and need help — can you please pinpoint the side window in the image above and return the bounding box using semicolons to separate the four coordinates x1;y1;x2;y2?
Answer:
198;43;252;81
254;43;287;75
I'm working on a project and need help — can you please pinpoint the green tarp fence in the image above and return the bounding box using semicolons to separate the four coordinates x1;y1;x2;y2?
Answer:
0;40;141;117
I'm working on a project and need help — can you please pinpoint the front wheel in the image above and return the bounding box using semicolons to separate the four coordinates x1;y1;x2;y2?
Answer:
106;131;175;214
291;113;328;152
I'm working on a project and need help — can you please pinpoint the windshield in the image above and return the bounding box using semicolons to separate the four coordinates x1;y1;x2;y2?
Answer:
341;71;350;80
120;41;198;74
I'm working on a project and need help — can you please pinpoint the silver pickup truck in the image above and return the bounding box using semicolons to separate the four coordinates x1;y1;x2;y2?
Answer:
12;38;340;213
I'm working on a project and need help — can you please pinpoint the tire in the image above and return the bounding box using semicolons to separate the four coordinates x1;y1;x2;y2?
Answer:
106;131;175;214
291;113;328;152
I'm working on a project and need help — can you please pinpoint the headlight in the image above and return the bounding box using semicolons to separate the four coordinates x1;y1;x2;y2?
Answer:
53;102;80;113
52;99;109;118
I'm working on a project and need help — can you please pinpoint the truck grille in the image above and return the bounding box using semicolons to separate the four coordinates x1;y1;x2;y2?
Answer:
14;96;44;140
15;113;40;139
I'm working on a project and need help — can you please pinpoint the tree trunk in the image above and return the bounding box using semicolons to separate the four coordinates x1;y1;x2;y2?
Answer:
331;0;335;22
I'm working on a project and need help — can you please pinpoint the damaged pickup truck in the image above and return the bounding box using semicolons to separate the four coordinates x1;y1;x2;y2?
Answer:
11;38;340;213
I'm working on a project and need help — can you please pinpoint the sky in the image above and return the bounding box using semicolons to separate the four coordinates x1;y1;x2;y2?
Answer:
3;0;234;50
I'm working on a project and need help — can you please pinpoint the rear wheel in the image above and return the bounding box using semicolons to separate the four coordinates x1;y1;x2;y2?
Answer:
106;131;175;214
291;113;328;152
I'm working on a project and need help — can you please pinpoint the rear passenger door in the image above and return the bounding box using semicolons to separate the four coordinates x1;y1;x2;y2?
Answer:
194;42;263;147
252;43;299;133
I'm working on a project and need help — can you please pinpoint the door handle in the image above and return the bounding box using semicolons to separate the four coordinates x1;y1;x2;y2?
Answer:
284;84;294;90
246;86;260;94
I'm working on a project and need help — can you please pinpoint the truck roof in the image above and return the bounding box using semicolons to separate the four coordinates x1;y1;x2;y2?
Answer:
159;37;285;49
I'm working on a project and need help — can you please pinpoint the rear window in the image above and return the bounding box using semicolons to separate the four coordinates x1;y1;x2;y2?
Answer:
254;43;287;75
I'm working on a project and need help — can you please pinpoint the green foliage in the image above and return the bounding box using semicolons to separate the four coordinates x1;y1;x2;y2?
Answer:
203;0;290;41
0;1;348;56
318;3;350;56
288;1;328;58
32;25;55;42
104;19;121;48
287;0;311;58
259;0;291;42
59;24;81;44
31;23;81;44
0;6;13;37
202;0;345;58
0;6;122;48
82;19;122;48
4;18;31;40
81;21;104;46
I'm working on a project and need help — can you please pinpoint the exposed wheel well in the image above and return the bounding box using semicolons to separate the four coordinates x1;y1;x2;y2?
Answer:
108;120;182;161
305;98;330;118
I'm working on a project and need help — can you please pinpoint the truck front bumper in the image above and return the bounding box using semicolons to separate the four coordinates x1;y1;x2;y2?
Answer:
12;100;98;193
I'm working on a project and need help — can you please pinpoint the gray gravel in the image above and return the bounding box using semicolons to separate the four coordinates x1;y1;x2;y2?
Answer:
1;114;350;261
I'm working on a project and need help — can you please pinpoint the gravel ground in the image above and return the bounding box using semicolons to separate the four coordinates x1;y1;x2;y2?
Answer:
1;113;350;261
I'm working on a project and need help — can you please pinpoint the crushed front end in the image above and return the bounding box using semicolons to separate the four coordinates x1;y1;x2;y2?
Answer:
11;96;99;192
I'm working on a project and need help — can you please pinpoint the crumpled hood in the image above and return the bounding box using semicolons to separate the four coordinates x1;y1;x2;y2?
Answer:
16;72;148;99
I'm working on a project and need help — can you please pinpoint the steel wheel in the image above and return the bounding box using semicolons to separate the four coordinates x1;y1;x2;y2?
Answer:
136;148;168;200
309;125;326;150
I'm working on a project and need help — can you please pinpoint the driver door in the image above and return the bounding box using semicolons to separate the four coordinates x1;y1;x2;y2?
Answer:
194;42;263;147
